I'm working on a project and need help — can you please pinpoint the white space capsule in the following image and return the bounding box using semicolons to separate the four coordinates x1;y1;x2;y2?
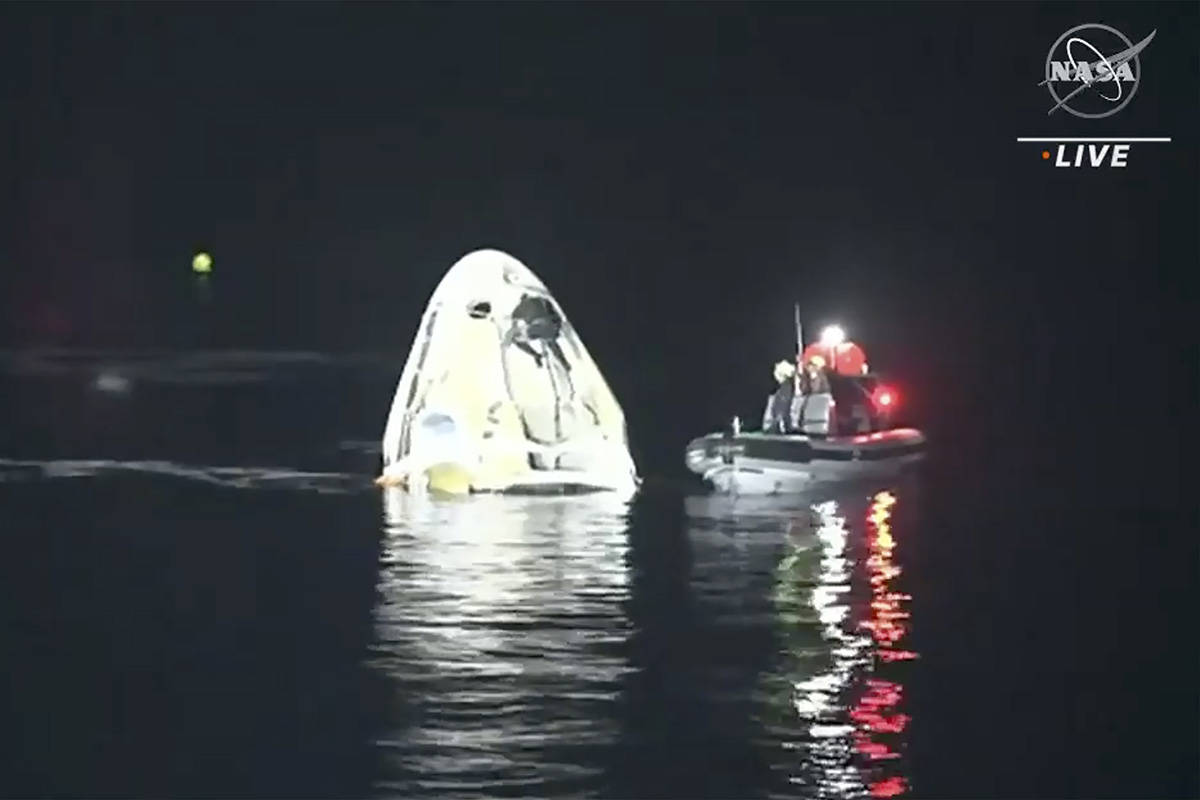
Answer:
377;249;639;496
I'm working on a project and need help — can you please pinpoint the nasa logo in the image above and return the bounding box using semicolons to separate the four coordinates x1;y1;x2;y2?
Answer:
1042;24;1155;118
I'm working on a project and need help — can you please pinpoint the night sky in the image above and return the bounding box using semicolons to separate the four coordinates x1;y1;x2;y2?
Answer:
1;1;1196;478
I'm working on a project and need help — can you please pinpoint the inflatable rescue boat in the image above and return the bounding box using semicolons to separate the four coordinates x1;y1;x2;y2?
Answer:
685;323;925;494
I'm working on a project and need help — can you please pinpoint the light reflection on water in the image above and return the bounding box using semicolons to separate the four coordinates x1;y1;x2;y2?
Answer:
367;483;917;799
682;483;917;799
369;490;635;798
756;487;917;799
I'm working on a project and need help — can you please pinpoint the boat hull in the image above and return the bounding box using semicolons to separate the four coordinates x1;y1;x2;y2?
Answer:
685;428;925;494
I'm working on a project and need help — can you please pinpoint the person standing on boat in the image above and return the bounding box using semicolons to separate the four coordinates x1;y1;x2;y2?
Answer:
792;354;837;435
798;355;831;394
762;359;797;433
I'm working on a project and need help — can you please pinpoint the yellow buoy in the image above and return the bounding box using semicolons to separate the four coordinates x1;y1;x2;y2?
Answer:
192;252;213;274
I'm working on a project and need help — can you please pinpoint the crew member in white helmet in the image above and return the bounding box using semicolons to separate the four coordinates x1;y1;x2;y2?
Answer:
762;359;797;433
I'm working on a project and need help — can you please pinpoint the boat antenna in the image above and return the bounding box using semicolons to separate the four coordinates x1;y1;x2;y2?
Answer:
794;303;803;359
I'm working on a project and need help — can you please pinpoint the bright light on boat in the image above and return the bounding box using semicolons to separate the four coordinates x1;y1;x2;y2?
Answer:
820;325;846;347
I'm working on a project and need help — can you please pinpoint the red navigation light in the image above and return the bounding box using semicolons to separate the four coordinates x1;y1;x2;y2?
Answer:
873;386;897;409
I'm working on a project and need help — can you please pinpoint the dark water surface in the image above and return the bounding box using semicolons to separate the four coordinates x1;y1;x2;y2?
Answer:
1;351;1196;799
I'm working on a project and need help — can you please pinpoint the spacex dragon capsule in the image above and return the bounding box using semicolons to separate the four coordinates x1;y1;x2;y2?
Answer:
377;249;638;497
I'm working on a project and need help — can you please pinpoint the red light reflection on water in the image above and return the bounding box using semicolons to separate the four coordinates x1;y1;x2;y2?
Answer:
871;776;909;797
850;490;916;792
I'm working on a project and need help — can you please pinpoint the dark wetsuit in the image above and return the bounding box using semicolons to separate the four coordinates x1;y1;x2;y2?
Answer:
765;380;796;433
799;368;830;395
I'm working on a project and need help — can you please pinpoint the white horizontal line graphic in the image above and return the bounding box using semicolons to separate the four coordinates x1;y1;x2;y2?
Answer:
1016;137;1171;142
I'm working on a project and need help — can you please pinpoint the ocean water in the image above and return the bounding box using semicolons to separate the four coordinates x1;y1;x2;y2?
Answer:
1;350;1195;799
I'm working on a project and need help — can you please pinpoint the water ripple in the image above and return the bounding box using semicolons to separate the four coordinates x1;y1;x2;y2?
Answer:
0;347;395;385
0;457;366;493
